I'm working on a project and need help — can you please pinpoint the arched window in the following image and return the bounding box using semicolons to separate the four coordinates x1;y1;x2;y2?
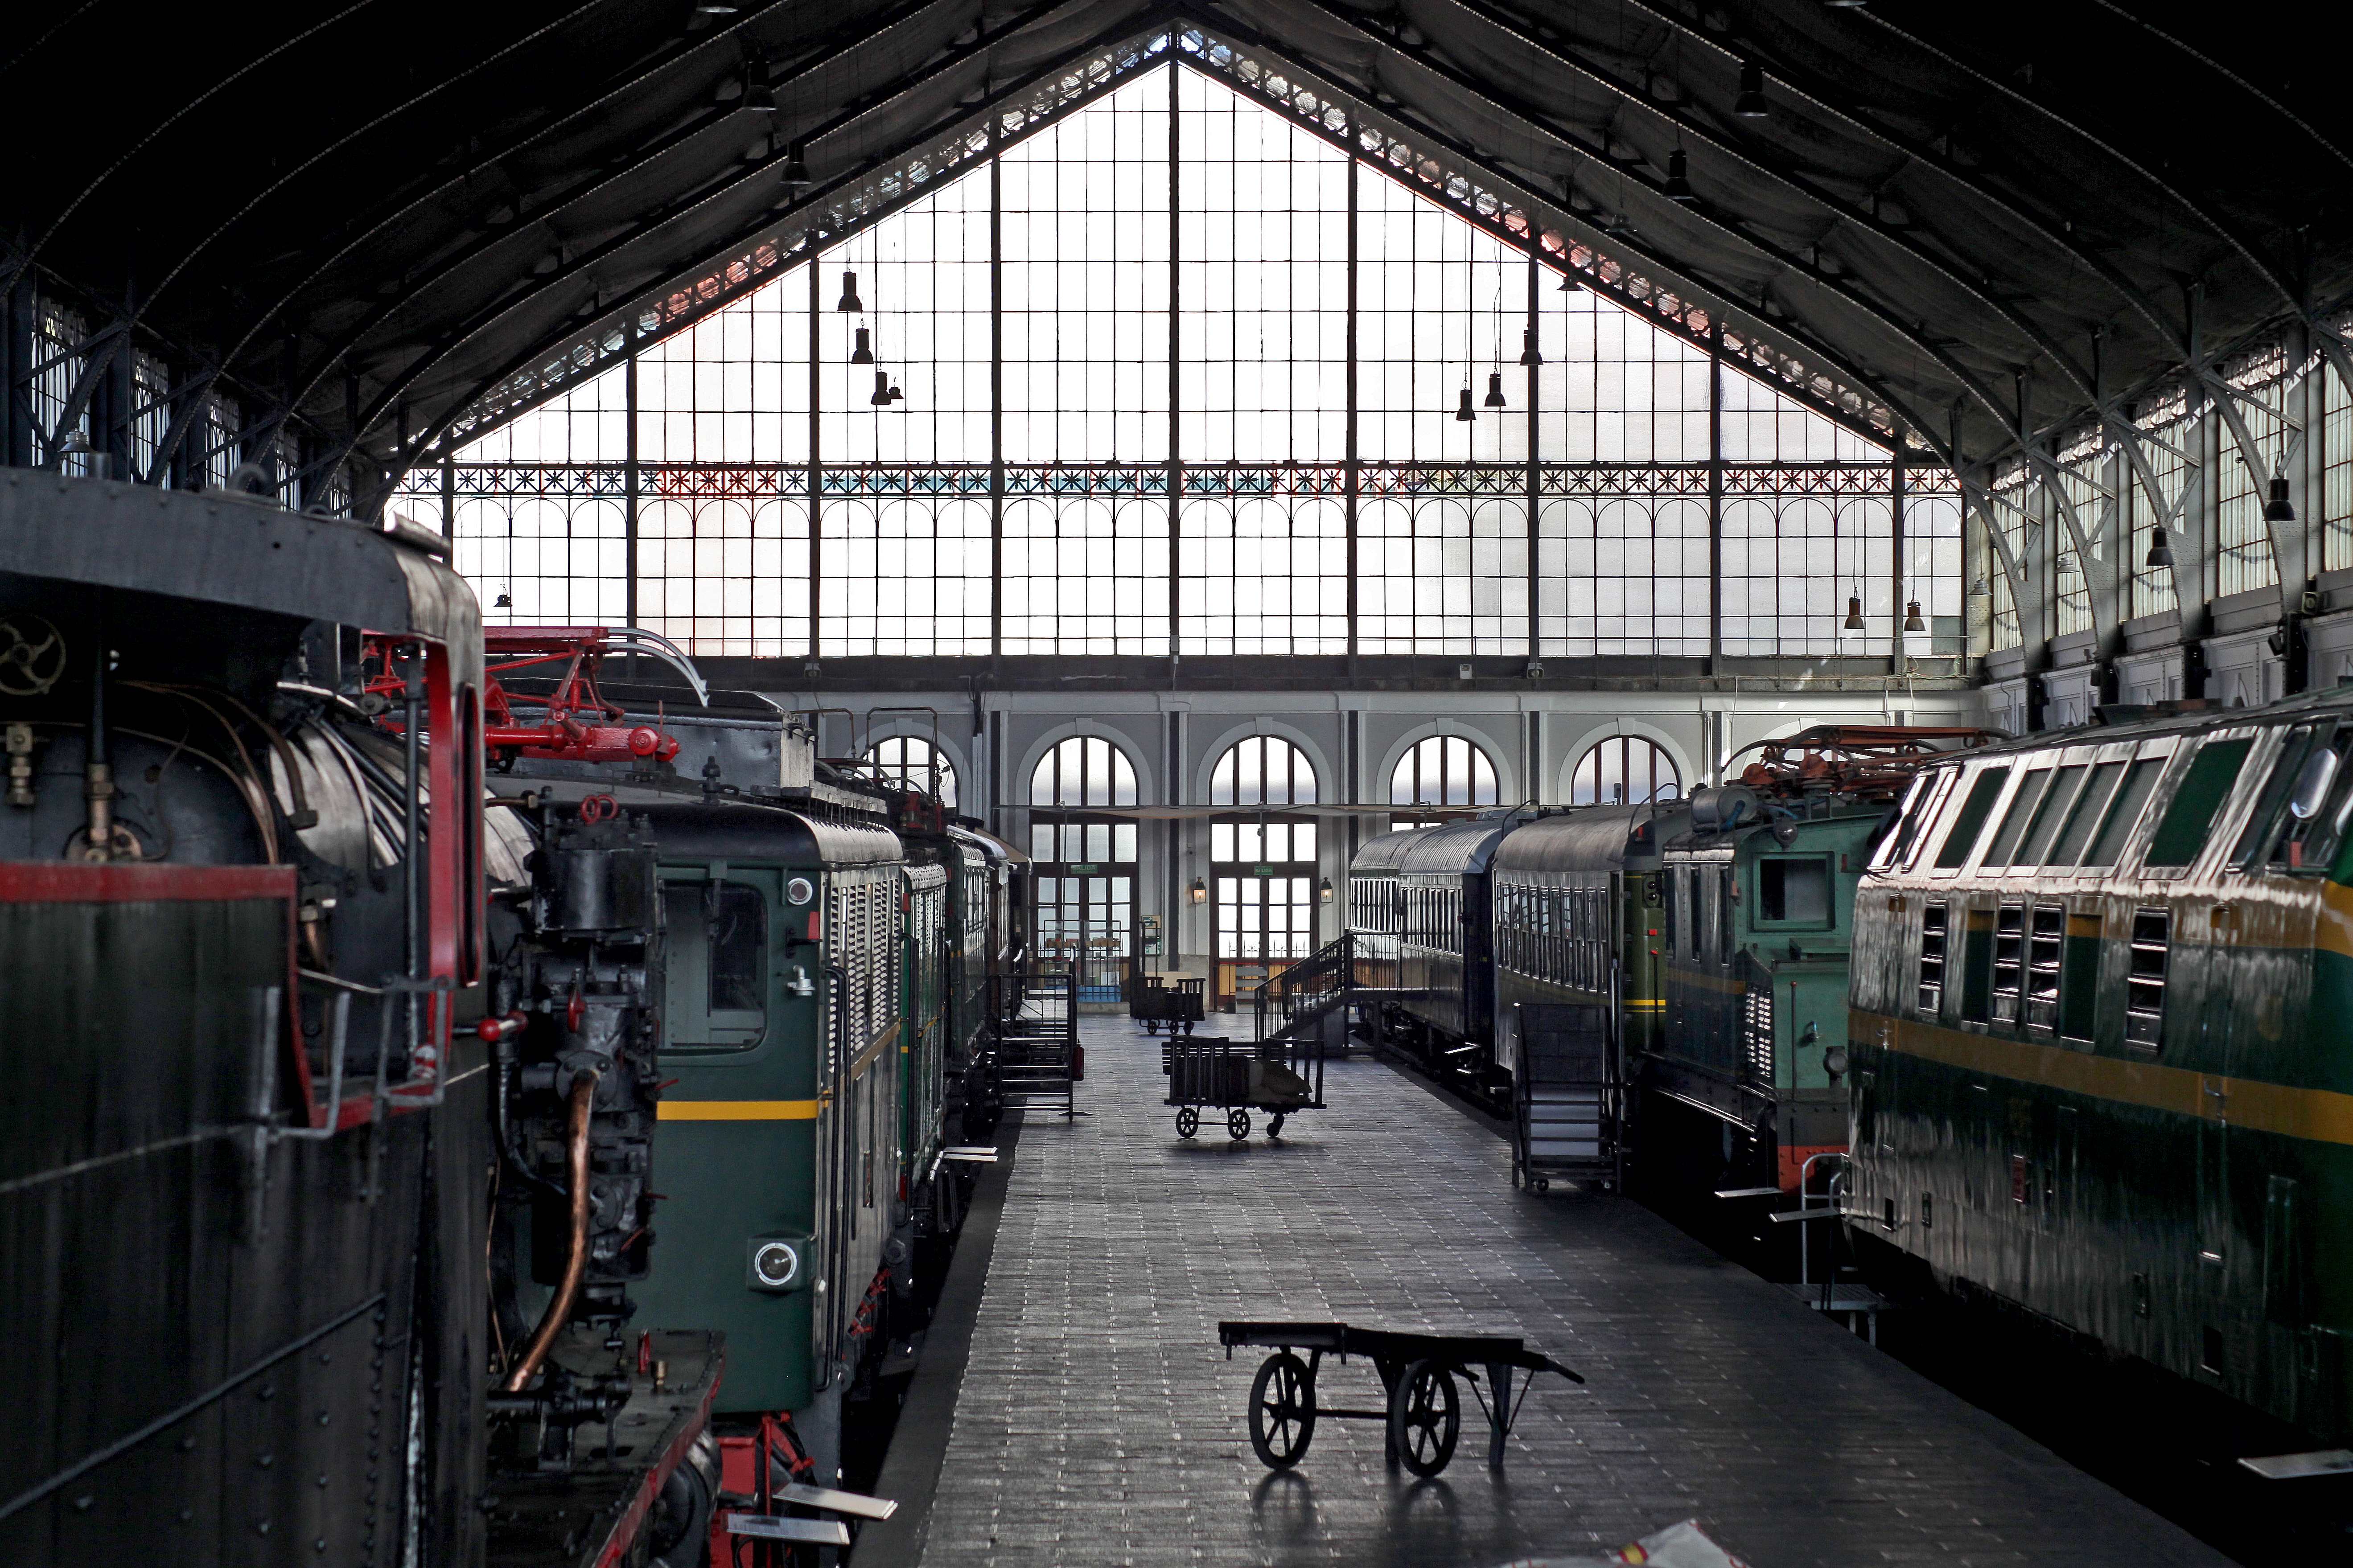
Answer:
1569;736;1681;805
1208;738;1321;989
1029;736;1139;1003
1031;736;1138;807
1210;734;1317;805
1390;735;1497;829
868;735;957;807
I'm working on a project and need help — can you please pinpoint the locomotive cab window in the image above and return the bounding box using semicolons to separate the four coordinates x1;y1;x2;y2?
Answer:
1756;856;1832;928
2144;737;2255;870
2235;723;2353;874
1933;768;2012;870
661;879;770;1052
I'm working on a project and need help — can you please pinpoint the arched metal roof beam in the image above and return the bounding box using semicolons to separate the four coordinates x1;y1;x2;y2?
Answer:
1343;0;2097;402
217;0;827;386
346;14;1182;501
1179;16;1963;460
341;2;1125;467
2;0;391;293
270;0;1023;435
1855;10;2301;312
1594;0;2191;361
129;4;617;325
1292;5;2018;434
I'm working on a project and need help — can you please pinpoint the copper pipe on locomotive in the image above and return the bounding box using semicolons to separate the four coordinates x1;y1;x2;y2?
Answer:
504;1067;601;1392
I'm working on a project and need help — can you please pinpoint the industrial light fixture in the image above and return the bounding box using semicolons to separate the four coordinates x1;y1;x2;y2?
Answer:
1456;387;1477;422
1189;876;1207;905
2146;525;2175;568
782;142;812;187
1734;62;1769;119
1823;0;1868;8
1902;599;1926;633
887;379;905;404
494;591;512;608
1604;211;1637;239
1843;593;1866;632
1968;573;1992;599
1318;876;1334;904
1664;149;1695;203
837;271;863;312
1519;329;1543;367
1484;370;1508;409
1557;268;1582;293
870;370;892;406
744;76;778;114
851;326;874;365
2265;473;2297;524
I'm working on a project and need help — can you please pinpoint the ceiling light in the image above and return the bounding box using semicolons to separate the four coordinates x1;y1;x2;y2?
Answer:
1519;329;1543;367
782;143;812;187
1823;0;1869;8
1664;149;1695;202
2265;474;2297;524
851;327;874;365
1484;371;1508;408
1604;212;1637;239
1902;599;1926;633
1557;268;1583;292
870;370;892;406
887;380;905;404
1968;573;1992;599
1456;388;1476;422
837;271;863;312
2146;526;2174;568
1843;595;1865;632
745;79;778;114
1734;62;1769;119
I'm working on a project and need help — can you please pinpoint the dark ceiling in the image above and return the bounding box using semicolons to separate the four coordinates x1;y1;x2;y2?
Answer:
5;0;2345;504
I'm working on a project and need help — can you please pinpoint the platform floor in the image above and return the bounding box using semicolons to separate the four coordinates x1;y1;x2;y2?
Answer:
910;1019;2233;1567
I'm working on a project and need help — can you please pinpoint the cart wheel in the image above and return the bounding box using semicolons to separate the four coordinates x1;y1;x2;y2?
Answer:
1184;1019;1196;1034
1227;1108;1252;1141
1388;1361;1460;1478
1247;1352;1317;1469
1145;1019;1158;1034
1176;1107;1199;1140
1534;1178;1550;1194
1267;1113;1286;1139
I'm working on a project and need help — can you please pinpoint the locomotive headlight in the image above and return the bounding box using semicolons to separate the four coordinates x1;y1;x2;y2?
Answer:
1822;1046;1850;1079
747;1233;810;1293
786;877;815;906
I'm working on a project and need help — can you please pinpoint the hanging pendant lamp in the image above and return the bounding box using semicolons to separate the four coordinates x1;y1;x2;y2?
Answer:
1664;149;1695;203
1843;594;1866;631
782;142;812;188
886;380;905;404
1734;61;1769;119
1902;600;1926;633
837;271;863;312
1519;329;1543;367
1484;371;1508;409
1455;388;1477;422
870;369;892;406
2265;474;2297;523
2146;526;2175;568
851;326;875;365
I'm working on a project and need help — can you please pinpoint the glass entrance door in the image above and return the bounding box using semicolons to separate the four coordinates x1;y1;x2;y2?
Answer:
1032;816;1138;1003
1211;816;1318;1007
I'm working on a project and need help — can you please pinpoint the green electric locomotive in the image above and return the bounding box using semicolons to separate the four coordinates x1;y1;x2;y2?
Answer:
1849;692;2353;1442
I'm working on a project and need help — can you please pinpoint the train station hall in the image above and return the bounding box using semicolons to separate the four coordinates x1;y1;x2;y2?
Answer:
4;4;2351;1565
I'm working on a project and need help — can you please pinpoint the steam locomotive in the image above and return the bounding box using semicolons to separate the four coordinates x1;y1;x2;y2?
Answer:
0;471;1014;1565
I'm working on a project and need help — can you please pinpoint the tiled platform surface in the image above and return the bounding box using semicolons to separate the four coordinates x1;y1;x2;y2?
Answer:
913;1019;2230;1568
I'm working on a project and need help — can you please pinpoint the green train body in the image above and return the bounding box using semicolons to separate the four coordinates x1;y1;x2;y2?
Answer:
1849;692;2353;1441
1658;801;1888;1193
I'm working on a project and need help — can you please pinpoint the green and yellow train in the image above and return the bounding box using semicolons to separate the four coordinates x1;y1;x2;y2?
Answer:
1849;692;2353;1442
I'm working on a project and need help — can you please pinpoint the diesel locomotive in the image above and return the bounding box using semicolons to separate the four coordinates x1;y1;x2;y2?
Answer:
1847;691;2353;1445
0;470;1012;1565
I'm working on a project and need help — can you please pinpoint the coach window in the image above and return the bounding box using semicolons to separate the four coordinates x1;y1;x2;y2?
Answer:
1981;767;2054;868
2082;753;2167;867
2048;759;2128;868
2013;764;2089;867
2144;737;2256;870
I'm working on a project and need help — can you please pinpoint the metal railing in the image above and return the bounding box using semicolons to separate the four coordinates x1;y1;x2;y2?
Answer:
1250;932;1357;1043
988;965;1078;1118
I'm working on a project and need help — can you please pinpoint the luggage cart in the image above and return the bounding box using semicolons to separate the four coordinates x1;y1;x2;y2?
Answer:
1164;1036;1323;1140
1512;1000;1623;1193
1217;1321;1582;1477
1129;972;1205;1034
